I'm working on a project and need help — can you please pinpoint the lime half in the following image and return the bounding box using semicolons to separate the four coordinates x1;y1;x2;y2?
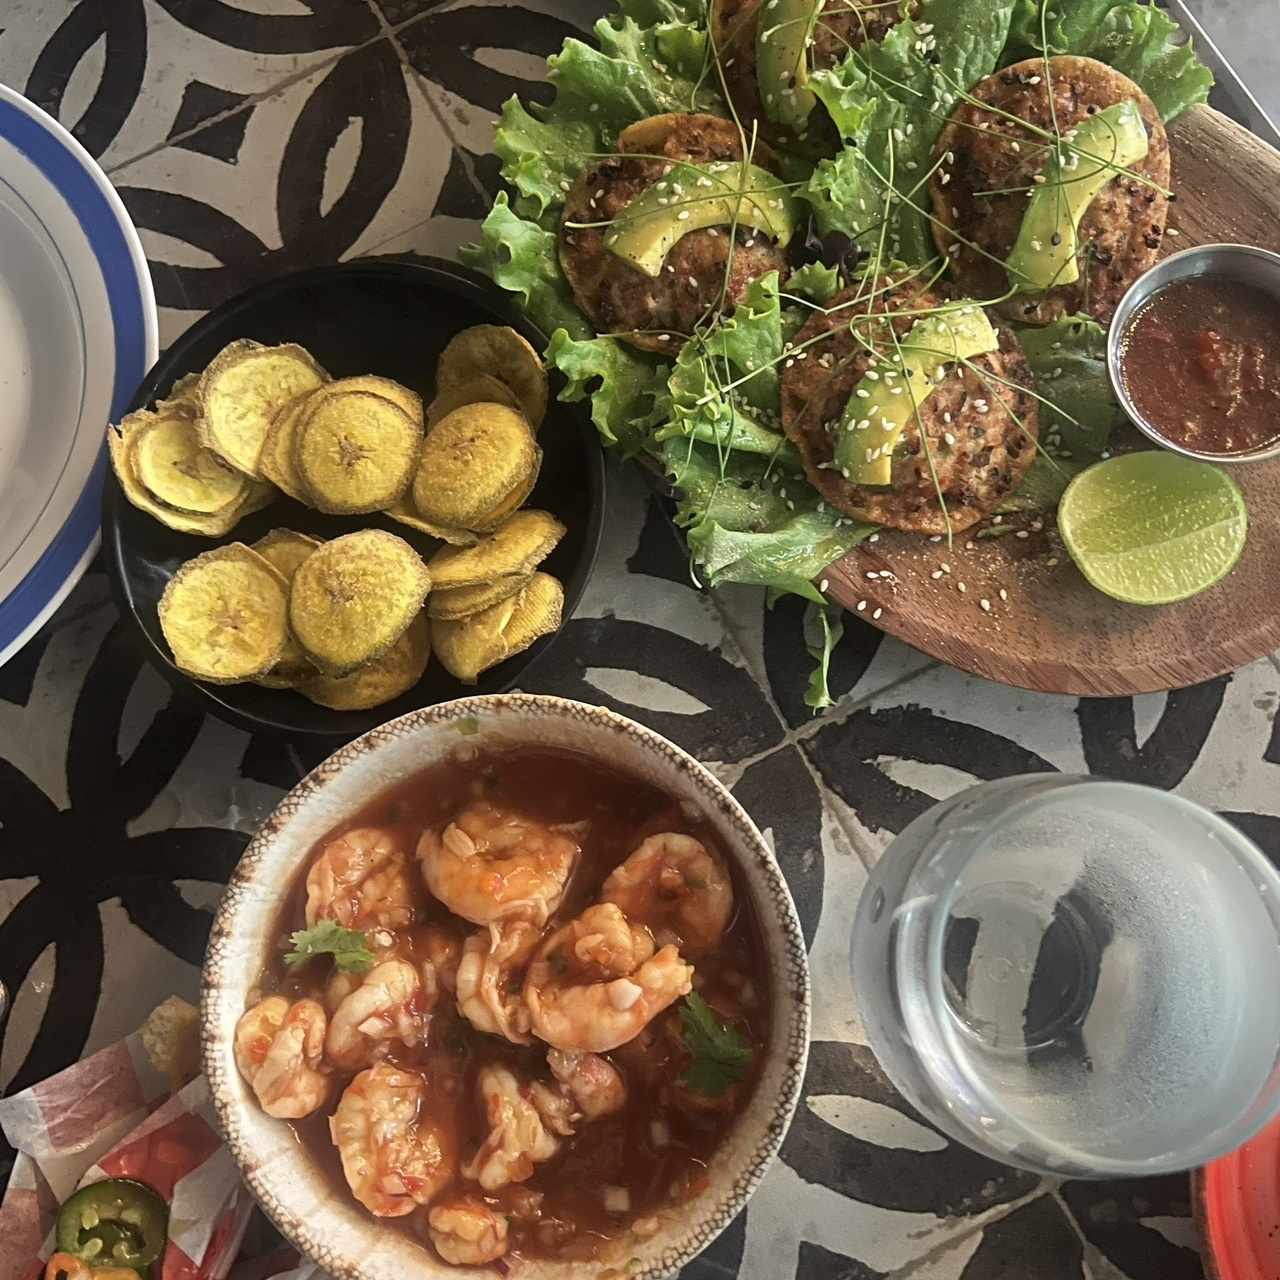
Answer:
1058;452;1247;605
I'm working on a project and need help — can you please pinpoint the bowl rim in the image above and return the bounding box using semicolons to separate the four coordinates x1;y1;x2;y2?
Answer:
101;255;607;738
200;691;812;1279
1106;242;1280;464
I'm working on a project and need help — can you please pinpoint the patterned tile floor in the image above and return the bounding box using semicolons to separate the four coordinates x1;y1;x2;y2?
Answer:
2;2;1278;1277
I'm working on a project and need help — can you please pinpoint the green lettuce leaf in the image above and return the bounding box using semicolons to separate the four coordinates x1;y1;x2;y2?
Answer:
545;328;672;454
803;601;845;710
1013;314;1123;457
1003;0;1212;121
785;262;842;304
460;193;591;340
495;1;721;222
804;0;1018;261
461;196;670;456
996;452;1086;513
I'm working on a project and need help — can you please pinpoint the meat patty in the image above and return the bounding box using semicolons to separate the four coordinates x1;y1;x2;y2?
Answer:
930;56;1170;326
710;0;915;147
559;113;789;353
780;282;1039;533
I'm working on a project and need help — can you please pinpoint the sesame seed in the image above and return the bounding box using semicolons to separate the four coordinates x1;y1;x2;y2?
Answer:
658;334;670;342
1015;530;1030;539
1167;227;1180;236
999;589;1008;601
941;172;952;186
931;569;943;579
1033;173;1046;184
559;179;571;191
677;210;690;221
992;514;1003;524
957;582;967;593
819;578;829;592
872;607;883;620
1047;557;1060;567
980;598;992;612
856;599;867;611
866;571;879;580
929;534;942;542
869;534;879;543
944;431;956;446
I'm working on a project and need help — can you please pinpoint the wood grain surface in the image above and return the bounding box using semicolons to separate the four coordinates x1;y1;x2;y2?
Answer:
825;105;1280;696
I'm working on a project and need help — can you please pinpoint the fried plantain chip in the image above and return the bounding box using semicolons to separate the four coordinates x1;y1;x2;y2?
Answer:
250;529;321;687
427;573;529;620
436;325;547;430
259;392;316;502
252;528;321;579
158;543;290;682
155;372;202;419
310;374;424;426
426;380;519;428
289;529;431;675
428;509;566;589
431;593;518;684
198;339;329;477
295;391;423;514
384;496;481;545
412;403;539;531
300;612;431;710
108;413;274;536
432;571;563;682
468;450;543;531
502;571;564;655
133;412;249;515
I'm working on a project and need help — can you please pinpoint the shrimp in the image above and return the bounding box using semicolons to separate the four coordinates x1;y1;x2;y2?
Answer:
422;924;462;994
455;920;541;1044
548;1048;627;1120
523;902;694;1053
234;996;331;1119
417;801;579;927
600;833;733;957
325;960;431;1071
462;1064;560;1190
331;1064;454;1216
426;1194;509;1265
305;827;423;931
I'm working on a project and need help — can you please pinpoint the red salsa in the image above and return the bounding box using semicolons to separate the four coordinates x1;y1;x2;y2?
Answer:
246;745;770;1268
1119;275;1280;455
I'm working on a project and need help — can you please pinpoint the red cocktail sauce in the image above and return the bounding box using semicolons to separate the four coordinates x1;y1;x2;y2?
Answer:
1118;275;1280;455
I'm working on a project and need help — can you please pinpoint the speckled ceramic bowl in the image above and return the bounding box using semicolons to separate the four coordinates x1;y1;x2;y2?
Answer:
201;693;811;1280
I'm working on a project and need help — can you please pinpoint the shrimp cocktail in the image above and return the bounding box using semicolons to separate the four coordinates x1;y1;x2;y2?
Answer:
232;745;769;1268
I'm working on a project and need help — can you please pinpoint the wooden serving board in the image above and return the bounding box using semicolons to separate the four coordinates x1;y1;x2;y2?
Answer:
826;105;1280;696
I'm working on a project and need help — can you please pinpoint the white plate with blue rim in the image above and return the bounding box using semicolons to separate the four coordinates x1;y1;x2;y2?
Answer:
0;84;157;667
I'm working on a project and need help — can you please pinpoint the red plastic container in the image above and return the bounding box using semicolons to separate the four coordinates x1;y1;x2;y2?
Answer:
1200;1116;1280;1279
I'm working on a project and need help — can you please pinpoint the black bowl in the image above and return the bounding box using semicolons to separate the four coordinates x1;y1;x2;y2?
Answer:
103;257;605;739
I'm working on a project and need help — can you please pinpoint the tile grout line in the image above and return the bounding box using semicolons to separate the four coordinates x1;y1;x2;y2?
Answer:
383;14;495;205
887;1182;1052;1279
105;4;459;179
1047;1186;1102;1280
104;37;375;176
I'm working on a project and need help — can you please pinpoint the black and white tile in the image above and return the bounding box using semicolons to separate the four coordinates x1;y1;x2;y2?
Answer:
4;2;1275;1275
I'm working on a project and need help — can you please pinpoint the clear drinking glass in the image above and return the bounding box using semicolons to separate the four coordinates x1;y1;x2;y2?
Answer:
851;775;1280;1178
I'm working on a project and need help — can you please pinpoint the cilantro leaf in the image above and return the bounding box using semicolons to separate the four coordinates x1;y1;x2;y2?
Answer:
678;992;754;1097
284;921;375;973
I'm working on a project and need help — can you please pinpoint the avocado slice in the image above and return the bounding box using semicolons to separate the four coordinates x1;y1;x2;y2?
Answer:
756;0;823;130
1005;100;1149;294
834;305;999;487
605;160;797;278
